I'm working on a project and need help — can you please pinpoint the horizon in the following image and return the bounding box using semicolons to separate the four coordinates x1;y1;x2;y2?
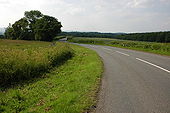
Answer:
1;27;170;34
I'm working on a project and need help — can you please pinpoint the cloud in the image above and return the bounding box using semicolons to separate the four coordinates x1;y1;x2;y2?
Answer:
126;0;154;8
0;0;170;32
160;0;170;3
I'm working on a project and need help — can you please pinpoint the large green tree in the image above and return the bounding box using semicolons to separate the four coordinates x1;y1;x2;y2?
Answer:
34;15;62;41
24;10;43;39
5;10;62;41
12;17;29;40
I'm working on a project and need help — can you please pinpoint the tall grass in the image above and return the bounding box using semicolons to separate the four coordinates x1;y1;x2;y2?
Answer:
0;39;51;49
69;37;170;56
0;40;73;87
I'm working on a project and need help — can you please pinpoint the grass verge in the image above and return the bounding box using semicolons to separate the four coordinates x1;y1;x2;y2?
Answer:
0;44;102;113
68;37;170;56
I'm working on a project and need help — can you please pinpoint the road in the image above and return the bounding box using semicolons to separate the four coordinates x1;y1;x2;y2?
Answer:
78;44;170;113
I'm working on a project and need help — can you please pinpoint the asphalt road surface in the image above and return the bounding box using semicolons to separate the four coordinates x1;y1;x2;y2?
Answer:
78;44;170;113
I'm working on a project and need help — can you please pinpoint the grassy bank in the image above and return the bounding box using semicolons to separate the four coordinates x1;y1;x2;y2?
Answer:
0;43;102;113
69;37;170;56
0;40;73;87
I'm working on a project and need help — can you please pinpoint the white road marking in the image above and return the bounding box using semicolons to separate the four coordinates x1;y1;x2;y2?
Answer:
136;58;170;73
116;51;130;56
102;47;112;51
90;45;95;47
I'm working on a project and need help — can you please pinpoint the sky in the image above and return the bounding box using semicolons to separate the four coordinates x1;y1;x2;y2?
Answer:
0;0;170;33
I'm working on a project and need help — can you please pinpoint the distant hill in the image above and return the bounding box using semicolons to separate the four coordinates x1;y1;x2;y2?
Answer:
0;28;5;35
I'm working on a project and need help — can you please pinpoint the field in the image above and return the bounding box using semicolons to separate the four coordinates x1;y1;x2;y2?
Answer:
68;37;170;56
0;39;102;113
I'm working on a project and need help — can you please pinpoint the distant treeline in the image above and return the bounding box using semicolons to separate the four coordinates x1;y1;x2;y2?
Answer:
118;32;170;43
59;32;124;38
59;31;170;43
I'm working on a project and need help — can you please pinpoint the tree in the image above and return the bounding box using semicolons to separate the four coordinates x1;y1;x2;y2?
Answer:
34;15;62;41
24;10;42;24
4;27;15;39
165;32;170;43
12;17;29;40
24;10;43;38
4;10;62;41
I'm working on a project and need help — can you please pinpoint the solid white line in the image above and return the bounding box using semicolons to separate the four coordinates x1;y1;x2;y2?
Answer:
116;51;130;56
136;58;170;73
102;47;112;51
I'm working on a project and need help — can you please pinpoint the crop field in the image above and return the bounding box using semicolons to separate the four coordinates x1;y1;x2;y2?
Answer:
68;37;170;56
0;39;73;87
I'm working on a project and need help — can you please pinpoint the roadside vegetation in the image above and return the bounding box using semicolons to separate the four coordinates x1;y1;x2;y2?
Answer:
0;40;102;113
0;39;73;87
68;37;170;56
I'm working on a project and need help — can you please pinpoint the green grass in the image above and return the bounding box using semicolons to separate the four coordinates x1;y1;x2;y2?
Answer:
0;40;73;87
53;36;66;41
0;43;102;113
68;37;170;56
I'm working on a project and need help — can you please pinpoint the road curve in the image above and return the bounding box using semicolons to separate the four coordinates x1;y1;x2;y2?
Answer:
78;44;170;113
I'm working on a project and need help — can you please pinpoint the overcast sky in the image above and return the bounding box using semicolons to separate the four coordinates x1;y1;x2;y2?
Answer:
0;0;170;33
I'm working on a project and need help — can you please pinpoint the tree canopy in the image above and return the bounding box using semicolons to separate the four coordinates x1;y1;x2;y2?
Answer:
5;10;62;41
34;15;62;41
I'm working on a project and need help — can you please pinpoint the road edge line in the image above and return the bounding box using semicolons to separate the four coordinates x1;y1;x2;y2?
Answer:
136;58;170;73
